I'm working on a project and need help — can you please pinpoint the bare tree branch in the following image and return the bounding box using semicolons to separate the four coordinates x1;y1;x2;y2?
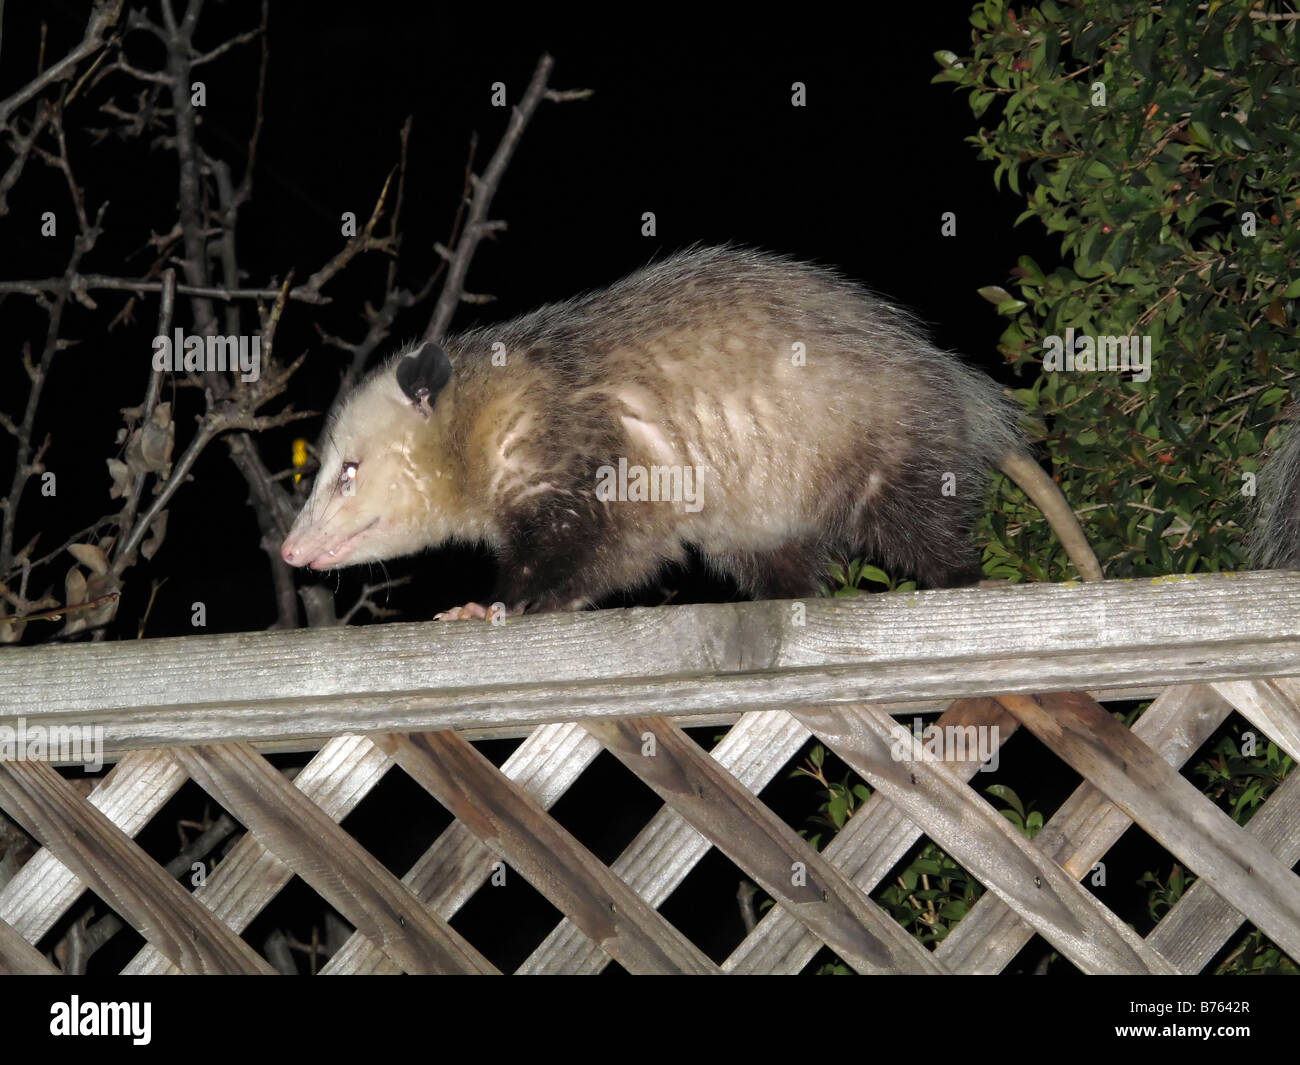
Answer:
302;169;399;295
422;54;591;342
0;275;329;305
0;203;107;575
425;53;555;342
0;102;51;215
157;7;217;339
0;0;124;129
191;27;261;67
110;269;175;572
340;574;413;625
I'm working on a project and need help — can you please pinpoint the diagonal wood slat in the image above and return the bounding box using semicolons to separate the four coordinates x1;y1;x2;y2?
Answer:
583;715;948;974
996;691;1300;962
521;709;810;974
934;684;1234;974
0;749;188;942
124;734;393;975
1211;679;1300;763
0;915;59;974
170;743;497;975
322;721;603;975
374;730;718;974
0;759;274;974
791;702;1180;974
724;697;1019;974
1148;768;1300;971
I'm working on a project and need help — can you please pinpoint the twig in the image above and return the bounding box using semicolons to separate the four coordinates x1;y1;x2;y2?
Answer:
316;118;427;394
32;108;91;236
0;0;124;129
111;270;174;570
191;27;261;66
425;53;560;342
135;578;165;638
0;203;106;574
112;395;310;571
301;169;398;295
0;516;114;583
6;592;120;624
0;274;329;304
340;574;413;624
0;102;51;215
235;2;269;206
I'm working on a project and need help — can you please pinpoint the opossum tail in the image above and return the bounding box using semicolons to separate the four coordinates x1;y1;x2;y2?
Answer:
1251;408;1300;569
951;357;1103;583
997;450;1104;582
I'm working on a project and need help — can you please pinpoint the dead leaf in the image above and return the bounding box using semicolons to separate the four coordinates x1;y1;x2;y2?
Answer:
61;568;88;636
106;458;133;500
68;543;109;576
141;510;168;560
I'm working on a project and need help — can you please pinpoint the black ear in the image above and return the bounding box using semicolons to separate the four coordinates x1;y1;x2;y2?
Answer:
396;342;453;416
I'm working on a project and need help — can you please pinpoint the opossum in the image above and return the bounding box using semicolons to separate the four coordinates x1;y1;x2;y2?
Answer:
280;246;1101;613
1252;408;1300;569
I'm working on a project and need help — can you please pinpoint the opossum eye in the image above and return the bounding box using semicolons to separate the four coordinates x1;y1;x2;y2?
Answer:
339;461;359;497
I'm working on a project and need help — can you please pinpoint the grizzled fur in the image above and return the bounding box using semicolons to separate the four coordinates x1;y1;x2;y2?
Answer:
282;246;1027;611
1252;409;1300;569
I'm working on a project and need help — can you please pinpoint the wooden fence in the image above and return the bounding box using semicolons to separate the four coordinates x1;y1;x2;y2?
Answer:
0;569;1298;973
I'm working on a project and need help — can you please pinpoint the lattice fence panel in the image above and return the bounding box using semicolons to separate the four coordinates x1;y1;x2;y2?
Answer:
1;675;1296;974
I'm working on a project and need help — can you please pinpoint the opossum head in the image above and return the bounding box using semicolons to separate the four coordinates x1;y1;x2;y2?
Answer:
281;342;467;570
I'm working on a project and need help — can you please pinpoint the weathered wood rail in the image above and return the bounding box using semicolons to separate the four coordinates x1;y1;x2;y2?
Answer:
0;570;1297;974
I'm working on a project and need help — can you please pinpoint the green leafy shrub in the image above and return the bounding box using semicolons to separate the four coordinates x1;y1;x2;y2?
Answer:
933;0;1298;580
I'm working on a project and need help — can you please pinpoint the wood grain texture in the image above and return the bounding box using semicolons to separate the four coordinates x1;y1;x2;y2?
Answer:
2;573;1298;754
1148;767;1300;971
0;759;273;974
792;702;1180;974
322;721;602;975
520;709;810;974
996;691;1300;963
724;698;1018;974
1;572;1294;977
0;748;187;941
584;715;948;974
935;684;1233;974
1211;679;1300;763
170;743;497;974
123;734;393;975
0;914;57;974
375;730;718;974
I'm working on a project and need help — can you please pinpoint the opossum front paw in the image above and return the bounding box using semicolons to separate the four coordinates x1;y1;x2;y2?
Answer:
434;601;524;621
434;601;491;621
